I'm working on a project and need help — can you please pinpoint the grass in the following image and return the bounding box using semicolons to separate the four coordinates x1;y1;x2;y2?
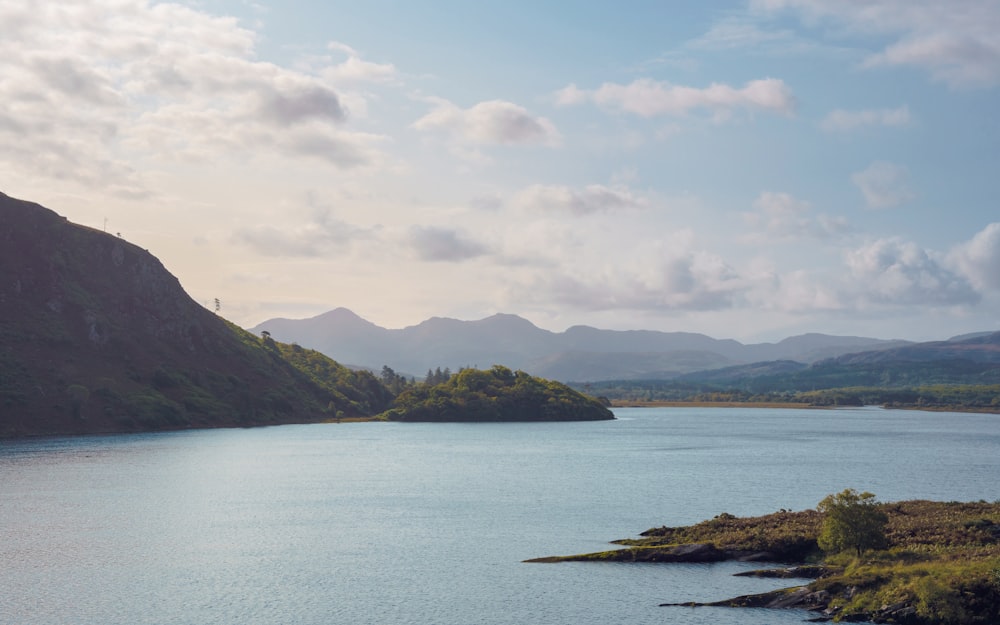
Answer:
531;500;1000;624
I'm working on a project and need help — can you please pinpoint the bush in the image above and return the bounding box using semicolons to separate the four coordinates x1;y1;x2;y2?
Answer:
818;489;889;557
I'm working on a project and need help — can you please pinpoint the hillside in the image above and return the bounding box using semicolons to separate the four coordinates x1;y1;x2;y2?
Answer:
252;310;910;381
0;192;392;437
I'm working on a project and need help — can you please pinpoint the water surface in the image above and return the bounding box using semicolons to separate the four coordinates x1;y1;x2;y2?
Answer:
2;406;998;624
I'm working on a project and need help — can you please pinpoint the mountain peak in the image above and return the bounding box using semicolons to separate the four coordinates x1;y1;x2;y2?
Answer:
315;307;376;325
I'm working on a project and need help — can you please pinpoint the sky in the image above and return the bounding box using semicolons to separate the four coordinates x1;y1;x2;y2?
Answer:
2;0;999;342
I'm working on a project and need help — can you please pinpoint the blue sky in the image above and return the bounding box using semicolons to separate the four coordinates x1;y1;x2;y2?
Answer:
2;0;999;341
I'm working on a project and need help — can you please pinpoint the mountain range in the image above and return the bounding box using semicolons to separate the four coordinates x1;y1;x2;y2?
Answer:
252;309;915;382
4;189;995;438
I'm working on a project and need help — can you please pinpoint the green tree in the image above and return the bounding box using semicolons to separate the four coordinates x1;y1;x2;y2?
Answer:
817;489;889;557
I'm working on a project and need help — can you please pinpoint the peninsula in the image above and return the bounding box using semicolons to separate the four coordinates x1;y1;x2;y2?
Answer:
529;497;1000;624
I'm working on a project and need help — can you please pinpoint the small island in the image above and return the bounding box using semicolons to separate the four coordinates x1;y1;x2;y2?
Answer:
378;365;614;422
528;491;1000;624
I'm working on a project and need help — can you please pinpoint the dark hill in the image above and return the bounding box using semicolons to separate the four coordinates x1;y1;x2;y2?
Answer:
0;192;392;437
670;332;1000;390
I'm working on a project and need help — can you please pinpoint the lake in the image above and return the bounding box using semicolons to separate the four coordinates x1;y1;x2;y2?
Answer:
2;406;999;625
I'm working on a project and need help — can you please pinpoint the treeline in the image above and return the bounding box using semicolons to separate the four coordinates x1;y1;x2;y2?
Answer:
799;384;1000;409
378;365;454;395
575;379;1000;411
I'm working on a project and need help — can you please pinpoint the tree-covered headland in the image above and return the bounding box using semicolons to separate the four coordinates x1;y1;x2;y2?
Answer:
379;365;614;422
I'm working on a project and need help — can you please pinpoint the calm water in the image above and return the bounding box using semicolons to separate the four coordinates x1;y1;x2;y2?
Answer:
2;406;999;625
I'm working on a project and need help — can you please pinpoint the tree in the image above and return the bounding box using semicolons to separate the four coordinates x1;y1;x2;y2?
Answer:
817;489;888;557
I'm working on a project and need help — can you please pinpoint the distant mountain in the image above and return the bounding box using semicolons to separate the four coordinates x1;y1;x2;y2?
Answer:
828;333;1000;366
0;192;392;437
252;309;911;382
675;332;1000;390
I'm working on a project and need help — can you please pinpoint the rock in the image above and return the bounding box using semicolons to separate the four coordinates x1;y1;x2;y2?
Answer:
665;543;726;562
766;587;814;609
734;565;832;579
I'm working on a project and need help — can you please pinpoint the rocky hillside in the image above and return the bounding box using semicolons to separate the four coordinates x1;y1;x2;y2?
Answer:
0;192;391;437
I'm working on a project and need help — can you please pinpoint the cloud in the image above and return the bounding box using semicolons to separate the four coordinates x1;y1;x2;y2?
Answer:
256;83;346;127
950;222;1000;292
508;232;748;313
554;78;795;118
756;0;1000;88
851;161;914;209
688;14;826;56
412;99;560;146
520;259;744;313
29;54;122;106
744;191;853;239
844;237;979;306
407;226;488;262
0;0;389;196
512;184;645;216
322;41;398;84
233;193;372;257
693;17;796;50
234;210;370;258
821;106;911;132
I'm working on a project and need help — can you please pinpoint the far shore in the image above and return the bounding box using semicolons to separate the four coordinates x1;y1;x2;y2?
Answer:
608;400;1000;413
609;400;816;409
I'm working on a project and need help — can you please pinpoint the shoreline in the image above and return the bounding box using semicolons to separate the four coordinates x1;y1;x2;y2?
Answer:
609;400;816;409
528;500;1000;624
609;399;1000;414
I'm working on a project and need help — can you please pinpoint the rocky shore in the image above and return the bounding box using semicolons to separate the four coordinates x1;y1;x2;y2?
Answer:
660;561;920;623
528;501;1000;625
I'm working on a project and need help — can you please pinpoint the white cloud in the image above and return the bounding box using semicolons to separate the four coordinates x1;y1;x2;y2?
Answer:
505;229;748;313
412;99;560;146
552;84;588;106
851;161;914;209
756;0;1000;88
0;0;389;196
693;17;794;50
233;198;372;257
407;226;488;262
950;222;1000;292
322;41;397;84
744;191;852;239
844;237;979;306
555;77;795;118
519;252;745;313
512;184;645;216
821;106;911;132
